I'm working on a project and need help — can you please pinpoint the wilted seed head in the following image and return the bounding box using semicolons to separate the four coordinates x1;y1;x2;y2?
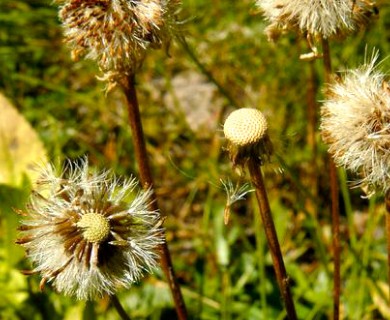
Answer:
16;158;164;300
223;108;273;166
320;51;390;195
257;0;378;41
56;0;180;77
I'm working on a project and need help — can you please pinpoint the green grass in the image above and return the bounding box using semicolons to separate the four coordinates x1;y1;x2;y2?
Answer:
1;0;390;319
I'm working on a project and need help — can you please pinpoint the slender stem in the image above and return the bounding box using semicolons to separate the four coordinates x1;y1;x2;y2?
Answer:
176;35;240;113
120;74;188;320
111;294;131;320
321;37;341;320
329;155;341;320
305;56;318;216
254;195;268;319
385;191;390;302
321;38;332;83
247;158;297;320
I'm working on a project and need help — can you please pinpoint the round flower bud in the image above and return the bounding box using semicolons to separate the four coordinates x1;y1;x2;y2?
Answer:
77;212;110;243
223;108;273;166
224;108;268;146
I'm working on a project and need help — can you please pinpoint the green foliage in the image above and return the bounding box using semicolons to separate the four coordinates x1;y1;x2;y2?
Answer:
1;0;390;319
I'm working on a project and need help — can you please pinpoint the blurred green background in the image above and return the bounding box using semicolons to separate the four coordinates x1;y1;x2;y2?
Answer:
1;0;390;319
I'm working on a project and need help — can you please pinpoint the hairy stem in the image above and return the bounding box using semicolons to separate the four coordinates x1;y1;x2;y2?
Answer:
111;294;131;320
247;158;297;320
120;74;188;320
321;37;341;320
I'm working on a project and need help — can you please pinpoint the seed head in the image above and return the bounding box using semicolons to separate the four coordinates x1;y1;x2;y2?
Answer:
16;158;164;300
320;51;390;195
256;0;378;41
223;108;273;166
76;212;110;243
55;0;180;78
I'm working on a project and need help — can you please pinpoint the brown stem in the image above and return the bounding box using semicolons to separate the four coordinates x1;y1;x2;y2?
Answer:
385;191;390;302
111;294;131;320
247;158;297;320
321;37;341;320
305;56;318;215
120;74;188;320
329;157;340;320
321;38;332;84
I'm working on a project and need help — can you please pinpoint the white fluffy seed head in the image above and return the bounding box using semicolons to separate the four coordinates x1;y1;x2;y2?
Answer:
320;51;390;195
224;108;268;147
16;158;164;300
55;0;180;79
256;0;378;41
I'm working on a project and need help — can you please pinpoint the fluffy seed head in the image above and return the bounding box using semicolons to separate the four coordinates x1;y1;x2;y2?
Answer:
16;158;164;299
55;0;180;77
223;108;273;166
257;0;378;41
320;52;390;195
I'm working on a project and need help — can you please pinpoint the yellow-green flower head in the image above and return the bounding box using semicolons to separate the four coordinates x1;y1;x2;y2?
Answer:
55;0;180;75
257;0;378;41
320;52;390;195
223;108;273;166
16;158;164;300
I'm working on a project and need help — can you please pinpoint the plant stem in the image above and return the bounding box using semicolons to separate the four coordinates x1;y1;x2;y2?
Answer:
321;37;340;320
253;195;268;319
247;158;297;320
305;50;318;217
385;191;390;302
120;74;188;320
111;294;131;320
176;35;240;115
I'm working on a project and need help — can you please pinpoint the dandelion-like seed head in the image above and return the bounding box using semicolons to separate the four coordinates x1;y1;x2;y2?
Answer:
223;108;273;167
320;51;390;195
16;158;164;300
76;212;110;243
56;0;180;78
257;0;378;41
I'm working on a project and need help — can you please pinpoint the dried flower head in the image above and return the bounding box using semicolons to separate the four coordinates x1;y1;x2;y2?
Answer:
220;179;254;225
257;0;378;41
55;0;180;77
223;108;273;167
16;158;164;299
320;51;390;195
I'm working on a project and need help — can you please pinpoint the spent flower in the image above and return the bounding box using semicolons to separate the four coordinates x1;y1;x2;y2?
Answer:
223;108;273;167
320;51;390;195
256;0;378;42
16;158;164;300
220;179;254;225
55;0;180;79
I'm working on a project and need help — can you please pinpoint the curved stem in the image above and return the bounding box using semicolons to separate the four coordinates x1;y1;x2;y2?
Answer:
247;159;297;320
321;37;341;320
176;35;240;115
120;74;188;320
111;294;131;320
